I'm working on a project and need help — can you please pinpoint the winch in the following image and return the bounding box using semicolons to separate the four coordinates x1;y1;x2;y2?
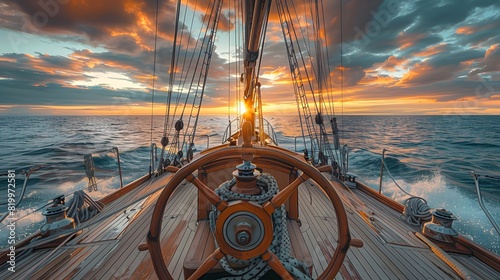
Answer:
41;196;75;237
422;208;458;244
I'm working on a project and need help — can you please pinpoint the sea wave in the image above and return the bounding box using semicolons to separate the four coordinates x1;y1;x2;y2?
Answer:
0;115;498;253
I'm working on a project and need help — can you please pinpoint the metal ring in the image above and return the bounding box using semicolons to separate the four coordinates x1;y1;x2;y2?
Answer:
222;211;264;251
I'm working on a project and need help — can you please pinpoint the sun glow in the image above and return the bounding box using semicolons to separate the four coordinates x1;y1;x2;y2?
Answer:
239;101;247;114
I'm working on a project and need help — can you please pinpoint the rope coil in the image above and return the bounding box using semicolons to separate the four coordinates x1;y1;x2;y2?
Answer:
210;173;311;279
66;190;104;224
402;197;432;226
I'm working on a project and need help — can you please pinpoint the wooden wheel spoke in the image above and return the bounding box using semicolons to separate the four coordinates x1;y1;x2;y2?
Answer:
266;173;308;212
187;248;225;280
262;250;294;280
190;175;228;211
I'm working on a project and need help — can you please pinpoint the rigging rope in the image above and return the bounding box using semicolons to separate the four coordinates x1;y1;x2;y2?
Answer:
163;0;182;134
159;0;222;166
168;0;203;132
236;0;242;122
150;0;160;174
158;1;196;166
285;0;321;115
340;0;345;150
318;0;336;117
157;0;183;171
278;0;339;168
209;174;311;280
180;0;223;154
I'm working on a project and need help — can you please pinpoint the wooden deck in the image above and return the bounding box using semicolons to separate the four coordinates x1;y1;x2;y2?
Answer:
1;170;498;279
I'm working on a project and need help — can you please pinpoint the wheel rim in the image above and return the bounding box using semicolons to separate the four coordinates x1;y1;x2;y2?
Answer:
147;146;351;279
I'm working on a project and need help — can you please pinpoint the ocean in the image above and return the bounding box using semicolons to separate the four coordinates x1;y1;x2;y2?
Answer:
0;115;499;254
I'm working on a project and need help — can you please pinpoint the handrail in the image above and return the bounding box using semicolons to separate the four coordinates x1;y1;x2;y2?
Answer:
222;117;278;145
149;143;157;178
340;144;349;175
113;146;124;188
222;117;240;142
293;136;301;152
202;134;217;149
470;171;500;236
379;148;386;194
294;135;314;153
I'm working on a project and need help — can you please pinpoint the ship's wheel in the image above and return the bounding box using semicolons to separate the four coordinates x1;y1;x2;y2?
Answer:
147;145;351;279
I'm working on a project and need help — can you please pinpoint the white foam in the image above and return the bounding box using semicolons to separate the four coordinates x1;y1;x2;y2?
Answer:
0;175;122;249
0;208;45;248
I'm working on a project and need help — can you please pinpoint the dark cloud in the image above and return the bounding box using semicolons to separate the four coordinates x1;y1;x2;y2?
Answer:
406;0;499;34
0;78;155;106
396;49;483;86
2;0;179;53
469;44;500;77
7;0;135;36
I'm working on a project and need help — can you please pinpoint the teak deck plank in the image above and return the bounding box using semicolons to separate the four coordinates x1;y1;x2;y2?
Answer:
90;182;196;279
79;183;148;243
350;188;425;247
69;192;162;278
298;184;389;279
450;253;496;279
298;178;465;280
46;198;147;280
296;188;335;276
138;187;197;279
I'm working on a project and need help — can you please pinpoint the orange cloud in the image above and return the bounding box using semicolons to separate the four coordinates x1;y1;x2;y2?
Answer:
398;62;460;86
456;21;500;38
359;75;398;86
397;32;426;50
0;57;16;63
414;44;448;57
456;26;474;35
375;56;406;71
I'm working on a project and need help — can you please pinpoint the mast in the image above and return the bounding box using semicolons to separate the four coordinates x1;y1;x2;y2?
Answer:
242;0;271;134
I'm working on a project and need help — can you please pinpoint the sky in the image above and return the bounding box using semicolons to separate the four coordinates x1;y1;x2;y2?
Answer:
0;0;499;116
